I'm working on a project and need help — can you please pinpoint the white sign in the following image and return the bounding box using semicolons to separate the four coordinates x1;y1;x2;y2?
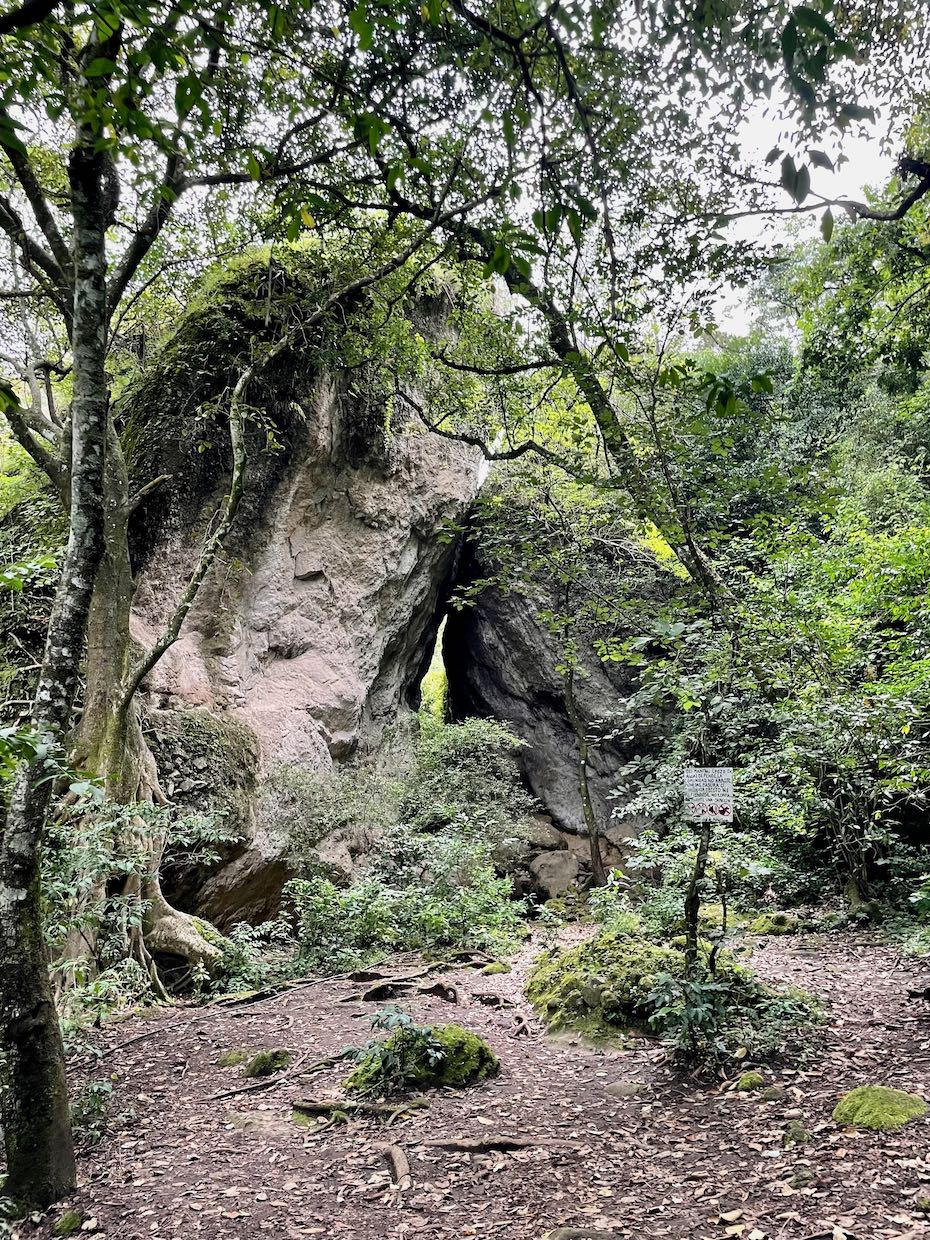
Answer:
684;767;733;821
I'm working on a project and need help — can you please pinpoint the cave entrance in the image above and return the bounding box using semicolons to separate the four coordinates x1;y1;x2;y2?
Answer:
418;614;449;721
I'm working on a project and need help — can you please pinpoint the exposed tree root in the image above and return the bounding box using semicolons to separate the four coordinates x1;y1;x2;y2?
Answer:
211;1050;352;1101
420;1135;578;1152
375;1142;412;1190
293;1096;430;1121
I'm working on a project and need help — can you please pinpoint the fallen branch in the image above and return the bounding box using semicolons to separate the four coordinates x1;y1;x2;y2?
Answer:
419;1135;565;1153
97;1028;160;1060
375;1141;412;1190
510;1013;531;1037
292;1095;430;1121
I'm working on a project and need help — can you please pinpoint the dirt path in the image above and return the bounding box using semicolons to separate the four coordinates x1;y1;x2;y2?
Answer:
26;932;930;1240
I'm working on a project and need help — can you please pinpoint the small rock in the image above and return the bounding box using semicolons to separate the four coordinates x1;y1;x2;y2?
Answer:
605;1080;644;1099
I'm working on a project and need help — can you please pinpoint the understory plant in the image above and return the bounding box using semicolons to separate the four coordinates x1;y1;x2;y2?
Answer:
286;824;524;972
526;925;822;1065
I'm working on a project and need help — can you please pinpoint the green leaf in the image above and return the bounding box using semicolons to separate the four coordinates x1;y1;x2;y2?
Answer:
349;3;374;50
83;57;117;77
820;206;834;241
780;18;798;64
807;148;834;171
793;6;834;38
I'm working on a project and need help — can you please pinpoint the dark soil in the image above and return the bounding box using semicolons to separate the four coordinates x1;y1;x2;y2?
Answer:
22;931;930;1240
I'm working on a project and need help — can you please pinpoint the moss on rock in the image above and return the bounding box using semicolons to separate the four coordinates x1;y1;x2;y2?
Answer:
784;1118;811;1145
217;1047;254;1067
243;1049;292;1078
832;1085;927;1131
748;911;799;936
345;1023;499;1094
525;929;749;1037
736;1070;765;1092
52;1211;83;1237
481;961;511;975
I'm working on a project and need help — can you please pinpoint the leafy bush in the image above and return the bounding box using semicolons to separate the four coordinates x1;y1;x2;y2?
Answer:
399;716;535;837
44;798;238;976
258;761;400;869
286;828;525;972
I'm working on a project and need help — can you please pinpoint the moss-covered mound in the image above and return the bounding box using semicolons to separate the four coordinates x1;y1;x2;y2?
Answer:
833;1085;927;1131
526;931;681;1034
525;929;750;1038
345;1023;499;1094
243;1049;292;1078
748;912;799;936
736;1070;765;1092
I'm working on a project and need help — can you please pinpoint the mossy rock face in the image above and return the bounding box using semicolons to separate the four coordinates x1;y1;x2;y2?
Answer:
736;1070;765;1092
243;1049;292;1078
345;1024;499;1094
832;1085;928;1131
52;1211;83;1237
525;929;749;1037
748;911;799;936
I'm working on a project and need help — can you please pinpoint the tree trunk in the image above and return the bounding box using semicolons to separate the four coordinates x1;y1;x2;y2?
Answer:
0;139;112;1209
683;822;711;973
564;668;607;887
68;441;223;982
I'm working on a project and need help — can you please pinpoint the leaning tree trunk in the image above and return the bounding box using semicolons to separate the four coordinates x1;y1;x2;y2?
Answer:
0;140;113;1210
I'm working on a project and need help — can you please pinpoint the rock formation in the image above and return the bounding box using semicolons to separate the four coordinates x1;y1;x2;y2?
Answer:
444;543;663;874
134;375;482;924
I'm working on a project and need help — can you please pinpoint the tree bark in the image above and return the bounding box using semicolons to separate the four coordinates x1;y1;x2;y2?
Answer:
0;138;111;1210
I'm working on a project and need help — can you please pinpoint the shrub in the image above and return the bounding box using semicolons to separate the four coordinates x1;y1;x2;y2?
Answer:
345;1008;499;1095
259;762;400;870
400;716;535;837
285;831;525;972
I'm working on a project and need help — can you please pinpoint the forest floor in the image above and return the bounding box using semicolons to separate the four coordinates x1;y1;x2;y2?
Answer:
26;929;930;1240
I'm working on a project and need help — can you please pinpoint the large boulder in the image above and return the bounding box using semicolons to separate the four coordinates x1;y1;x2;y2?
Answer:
133;373;481;923
444;556;664;861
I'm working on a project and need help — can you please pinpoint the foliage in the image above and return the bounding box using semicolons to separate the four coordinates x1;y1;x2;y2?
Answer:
285;826;524;973
833;1085;928;1130
345;1008;499;1095
526;926;822;1064
399;716;535;838
46;799;238;1005
70;1080;113;1147
260;761;400;873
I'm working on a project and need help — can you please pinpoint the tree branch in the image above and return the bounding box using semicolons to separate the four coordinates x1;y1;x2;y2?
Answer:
0;110;72;281
0;0;58;34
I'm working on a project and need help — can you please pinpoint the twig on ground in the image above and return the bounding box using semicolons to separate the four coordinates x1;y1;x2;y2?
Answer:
97;1028;161;1060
